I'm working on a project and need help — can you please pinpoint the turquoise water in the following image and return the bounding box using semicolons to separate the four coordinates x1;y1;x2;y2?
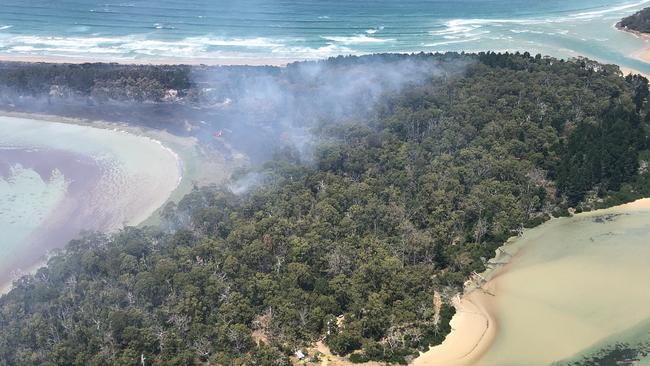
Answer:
1;0;650;71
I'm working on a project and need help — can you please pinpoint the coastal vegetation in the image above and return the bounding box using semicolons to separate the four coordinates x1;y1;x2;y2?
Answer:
618;7;650;33
0;53;649;365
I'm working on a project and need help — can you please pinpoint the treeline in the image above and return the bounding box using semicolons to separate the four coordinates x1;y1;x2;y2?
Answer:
0;62;192;101
0;53;649;365
0;55;446;139
617;7;650;33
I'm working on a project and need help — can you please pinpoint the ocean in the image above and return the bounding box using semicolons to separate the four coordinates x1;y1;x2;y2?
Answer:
1;0;650;72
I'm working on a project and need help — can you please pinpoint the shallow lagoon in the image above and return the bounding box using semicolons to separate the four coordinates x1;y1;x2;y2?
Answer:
0;159;67;262
476;201;650;365
0;116;182;289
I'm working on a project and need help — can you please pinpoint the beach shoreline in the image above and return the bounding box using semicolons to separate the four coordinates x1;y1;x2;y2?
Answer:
410;247;515;366
411;291;497;366
410;216;541;366
0;53;297;67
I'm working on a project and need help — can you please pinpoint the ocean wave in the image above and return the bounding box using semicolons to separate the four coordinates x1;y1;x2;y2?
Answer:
69;26;90;33
424;37;481;47
433;17;550;34
153;23;176;30
272;43;355;58
0;34;284;49
509;29;544;34
104;3;136;7
426;2;643;48
429;20;482;37
428;19;496;43
570;0;650;20
193;37;284;48
322;34;394;45
431;0;650;38
0;26;12;31
0;33;357;61
365;26;384;35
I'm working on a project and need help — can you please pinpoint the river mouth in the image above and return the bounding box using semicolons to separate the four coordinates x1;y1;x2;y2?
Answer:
0;116;182;292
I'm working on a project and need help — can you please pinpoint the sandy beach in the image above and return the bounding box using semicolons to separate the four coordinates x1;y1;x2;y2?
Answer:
619;196;650;209
411;291;497;366
0;53;295;66
411;230;519;366
619;65;650;78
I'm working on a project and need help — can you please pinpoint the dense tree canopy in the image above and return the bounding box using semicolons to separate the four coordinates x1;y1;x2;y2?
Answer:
1;53;649;365
618;7;650;33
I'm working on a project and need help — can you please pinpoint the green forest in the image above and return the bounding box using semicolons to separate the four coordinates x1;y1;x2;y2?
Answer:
618;6;650;33
1;53;649;365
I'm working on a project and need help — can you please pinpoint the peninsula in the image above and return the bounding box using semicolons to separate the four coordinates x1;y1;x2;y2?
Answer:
0;53;649;365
